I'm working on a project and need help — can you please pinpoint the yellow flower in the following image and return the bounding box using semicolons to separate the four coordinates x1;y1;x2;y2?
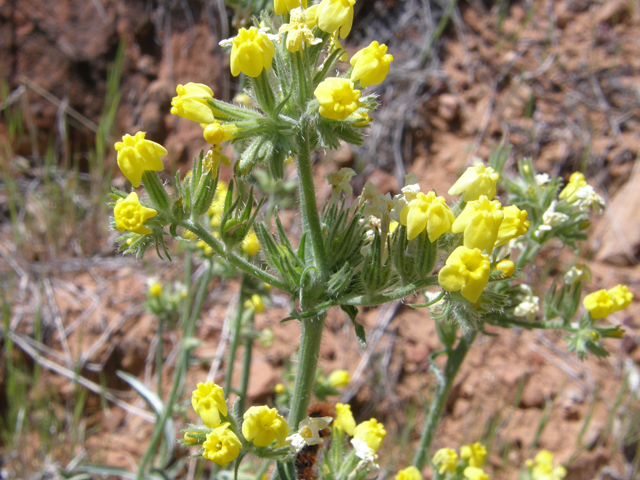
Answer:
608;285;633;312
171;83;216;124
495;205;530;247
191;382;228;428
230;27;275;77
242;405;289;447
148;281;163;297
461;442;487;468
328;370;350;388
316;0;356;39
558;172;587;203
329;35;349;61
583;289;614;319
114;132;167;188
245;294;265;313
203;145;231;174
196;239;214;257
448;163;500;202
275;383;285;394
334;403;356;436
353;418;386;452
203;121;238;145
529;450;566;480
350;41;394;87
400;191;455;242
433;448;458;474
242;231;261;256
451;196;504;254
395;466;422;480
114;192;158;235
202;423;242;467
314;77;361;120
438;246;491;303
305;4;318;28
183;431;199;444
279;8;321;52
274;0;307;15
495;259;515;277
209;182;228;227
463;466;489;480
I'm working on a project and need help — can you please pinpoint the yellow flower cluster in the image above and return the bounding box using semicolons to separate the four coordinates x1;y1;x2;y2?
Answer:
526;450;566;480
334;403;356;435
314;78;361;120
191;381;228;428
400;191;455;242
114;132;166;188
350;41;394;88
353;418;386;452
583;285;633;319
438;246;490;303
171;83;216;124
395;467;422;480
432;443;489;479
230;27;275;78
242;405;288;447
279;8;321;53
327;369;350;388
114;192;157;235
558;172;587;203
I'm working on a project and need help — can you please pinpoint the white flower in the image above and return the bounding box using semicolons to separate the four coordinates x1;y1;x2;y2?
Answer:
285;416;332;454
514;284;539;320
535;173;550;186
325;168;357;202
574;185;605;213
564;265;592;285
390;174;421;222
350;438;380;470
535;200;568;236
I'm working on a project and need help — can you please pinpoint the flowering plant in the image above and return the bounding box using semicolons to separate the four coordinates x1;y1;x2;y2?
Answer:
106;1;632;479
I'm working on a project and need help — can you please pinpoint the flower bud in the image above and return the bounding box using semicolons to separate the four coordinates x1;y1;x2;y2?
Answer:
350;41;394;87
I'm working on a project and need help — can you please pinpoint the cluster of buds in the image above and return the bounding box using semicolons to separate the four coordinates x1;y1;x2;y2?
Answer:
431;442;489;480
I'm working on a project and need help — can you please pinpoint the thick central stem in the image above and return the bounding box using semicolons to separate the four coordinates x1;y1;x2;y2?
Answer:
296;124;329;281
287;313;326;428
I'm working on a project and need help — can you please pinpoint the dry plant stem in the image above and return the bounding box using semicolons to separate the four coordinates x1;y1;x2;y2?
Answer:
413;330;477;470
137;261;213;480
288;313;327;428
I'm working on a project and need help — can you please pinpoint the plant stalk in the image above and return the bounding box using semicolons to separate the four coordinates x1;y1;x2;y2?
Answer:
413;330;477;470
287;313;326;429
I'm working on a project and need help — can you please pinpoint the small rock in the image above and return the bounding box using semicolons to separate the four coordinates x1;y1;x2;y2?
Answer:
437;94;458;122
520;382;545;408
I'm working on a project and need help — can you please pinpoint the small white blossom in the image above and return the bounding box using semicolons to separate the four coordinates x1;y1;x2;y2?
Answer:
535;173;550;186
535;200;569;237
514;284;539;320
564;264;592;285
286;416;332;454
574;185;605;213
325;168;356;202
350;438;380;471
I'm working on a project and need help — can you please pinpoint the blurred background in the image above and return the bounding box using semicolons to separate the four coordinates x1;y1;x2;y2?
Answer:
1;0;640;479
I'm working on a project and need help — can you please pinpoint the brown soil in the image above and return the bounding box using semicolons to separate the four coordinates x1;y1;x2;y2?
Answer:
1;1;640;479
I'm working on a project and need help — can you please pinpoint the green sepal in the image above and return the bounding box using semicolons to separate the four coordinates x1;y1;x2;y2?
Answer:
142;171;171;214
340;305;366;349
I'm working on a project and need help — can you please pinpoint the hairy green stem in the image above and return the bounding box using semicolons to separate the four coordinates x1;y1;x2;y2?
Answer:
238;310;255;414
296;124;329;281
180;219;290;292
225;277;247;396
287;313;326;428
413;330;477;470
